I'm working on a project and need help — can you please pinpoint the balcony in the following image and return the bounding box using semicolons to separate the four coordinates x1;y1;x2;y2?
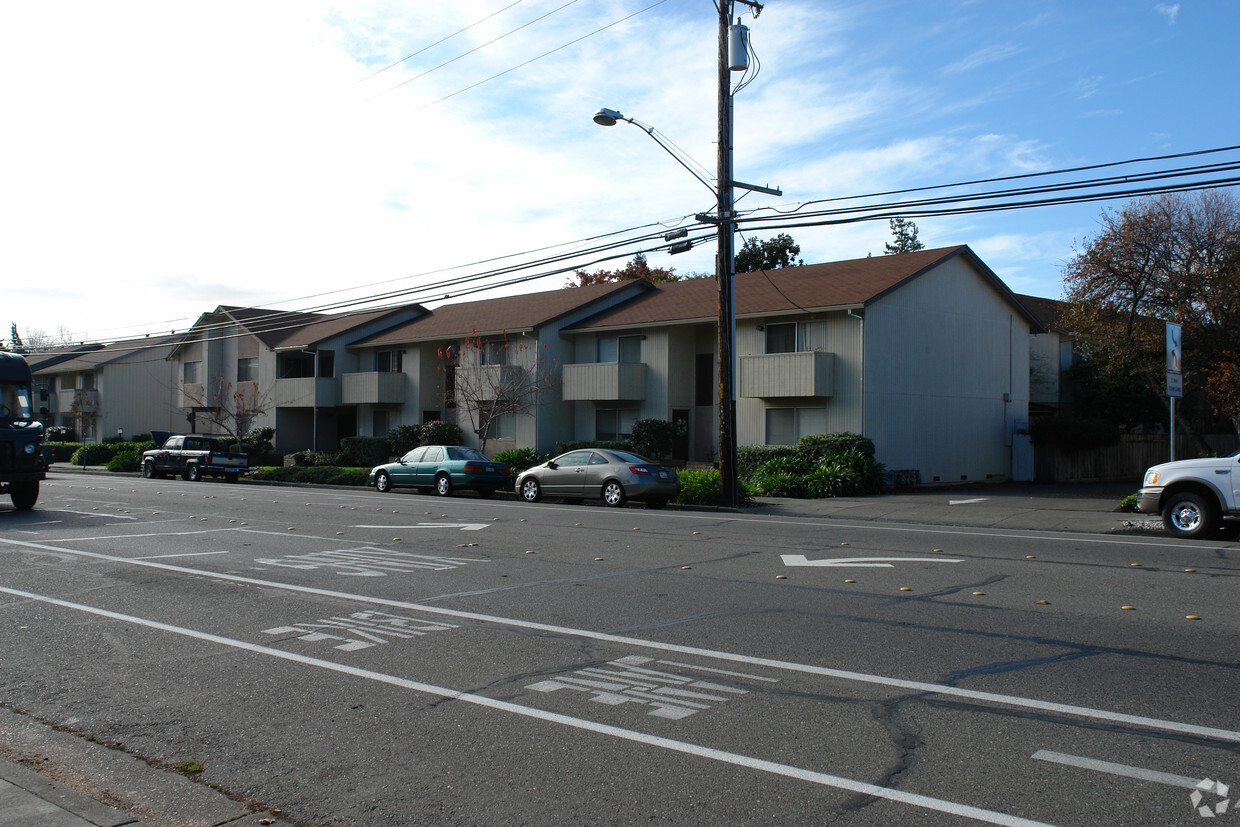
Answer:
454;364;525;401
274;377;338;408
562;362;646;401
739;351;834;398
59;388;100;413
342;372;407;405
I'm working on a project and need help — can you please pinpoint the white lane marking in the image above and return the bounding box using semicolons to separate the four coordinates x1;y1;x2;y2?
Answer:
0;584;1052;827
1032;750;1204;789
781;555;965;568
950;498;989;505
1;535;1236;745
133;551;231;560
351;523;490;531
51;509;138;520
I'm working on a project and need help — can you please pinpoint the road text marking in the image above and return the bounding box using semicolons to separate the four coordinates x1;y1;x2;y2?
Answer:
781;555;965;568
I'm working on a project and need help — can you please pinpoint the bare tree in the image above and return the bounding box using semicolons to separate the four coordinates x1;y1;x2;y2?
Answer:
180;369;274;445
438;333;558;454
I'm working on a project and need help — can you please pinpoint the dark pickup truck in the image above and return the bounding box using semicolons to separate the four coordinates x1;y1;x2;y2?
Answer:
141;434;249;482
0;352;47;509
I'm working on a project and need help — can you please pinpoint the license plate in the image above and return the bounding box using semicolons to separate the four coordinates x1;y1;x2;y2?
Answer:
657;470;668;479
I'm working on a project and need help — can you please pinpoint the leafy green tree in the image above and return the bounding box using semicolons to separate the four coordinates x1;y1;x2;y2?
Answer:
883;217;925;254
734;233;803;273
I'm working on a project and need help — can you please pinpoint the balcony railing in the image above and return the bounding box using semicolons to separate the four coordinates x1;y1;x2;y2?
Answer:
562;362;646;401
342;372;406;405
739;351;834;398
454;364;525;401
274;377;338;408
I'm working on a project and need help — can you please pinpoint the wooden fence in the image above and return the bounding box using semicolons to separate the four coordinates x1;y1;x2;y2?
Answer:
1036;433;1239;484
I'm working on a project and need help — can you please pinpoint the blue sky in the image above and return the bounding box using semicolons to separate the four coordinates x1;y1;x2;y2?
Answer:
2;1;1236;343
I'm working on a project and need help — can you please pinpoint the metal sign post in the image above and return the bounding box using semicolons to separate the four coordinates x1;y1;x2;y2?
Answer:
1166;322;1182;461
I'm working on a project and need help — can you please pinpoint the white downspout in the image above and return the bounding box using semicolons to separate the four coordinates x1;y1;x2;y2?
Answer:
846;308;864;433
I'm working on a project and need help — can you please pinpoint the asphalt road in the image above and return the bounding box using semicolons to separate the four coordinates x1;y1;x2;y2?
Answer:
1;474;1237;826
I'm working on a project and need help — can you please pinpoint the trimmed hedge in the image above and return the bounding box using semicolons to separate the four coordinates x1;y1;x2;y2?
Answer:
250;466;371;486
339;436;390;467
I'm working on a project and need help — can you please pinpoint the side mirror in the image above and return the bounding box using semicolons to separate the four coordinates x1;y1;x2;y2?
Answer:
547;461;558;470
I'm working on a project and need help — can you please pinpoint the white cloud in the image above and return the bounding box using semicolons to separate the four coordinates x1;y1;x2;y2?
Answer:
1154;3;1180;25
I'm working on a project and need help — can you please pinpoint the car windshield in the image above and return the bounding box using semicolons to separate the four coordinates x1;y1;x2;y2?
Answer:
607;450;650;464
0;383;33;420
447;446;488;461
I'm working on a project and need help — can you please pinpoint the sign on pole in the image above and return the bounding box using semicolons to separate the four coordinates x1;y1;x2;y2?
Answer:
1167;322;1182;461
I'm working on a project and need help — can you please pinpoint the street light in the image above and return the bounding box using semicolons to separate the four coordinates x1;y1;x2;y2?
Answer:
592;3;773;508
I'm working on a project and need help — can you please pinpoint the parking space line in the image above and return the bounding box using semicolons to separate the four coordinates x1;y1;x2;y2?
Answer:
1032;750;1203;789
0;583;1053;827
2;535;1237;746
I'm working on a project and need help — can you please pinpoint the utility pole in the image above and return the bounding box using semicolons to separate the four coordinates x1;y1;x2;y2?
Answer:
715;0;738;509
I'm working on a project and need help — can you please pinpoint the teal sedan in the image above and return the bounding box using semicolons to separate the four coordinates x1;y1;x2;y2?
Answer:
369;445;510;498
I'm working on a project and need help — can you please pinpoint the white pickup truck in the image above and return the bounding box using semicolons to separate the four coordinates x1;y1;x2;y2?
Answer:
1137;451;1240;539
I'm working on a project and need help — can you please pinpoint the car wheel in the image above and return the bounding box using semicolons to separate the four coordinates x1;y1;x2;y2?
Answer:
142;459;156;479
185;463;201;482
9;481;38;510
1162;491;1218;540
435;474;453;497
476;487;495;499
375;471;392;493
520;478;542;503
602;480;627;507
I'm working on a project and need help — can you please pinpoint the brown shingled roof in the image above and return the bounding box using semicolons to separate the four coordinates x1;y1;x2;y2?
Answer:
267;304;428;350
356;280;650;346
567;245;1026;330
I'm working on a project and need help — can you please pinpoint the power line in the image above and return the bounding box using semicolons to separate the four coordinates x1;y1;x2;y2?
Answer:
360;0;525;81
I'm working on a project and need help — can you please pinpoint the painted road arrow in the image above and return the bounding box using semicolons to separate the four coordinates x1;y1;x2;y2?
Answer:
781;555;965;568
352;523;490;531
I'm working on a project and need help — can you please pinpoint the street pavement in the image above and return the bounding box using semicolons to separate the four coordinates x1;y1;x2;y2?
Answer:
0;469;1158;827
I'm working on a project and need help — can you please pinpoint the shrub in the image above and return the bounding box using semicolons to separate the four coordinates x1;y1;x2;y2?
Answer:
386;424;422;456
674;469;754;507
339;436;390;467
46;425;76;442
750;455;813;497
630;419;683;462
418;420;463;446
736;445;797;478
48;442;81;462
106;449;143;472
1119;492;1140;513
552;439;630;454
492;448;547;475
249;466;370;486
290;450;342;467
795;432;876;460
241;427;275;455
70;443;121;466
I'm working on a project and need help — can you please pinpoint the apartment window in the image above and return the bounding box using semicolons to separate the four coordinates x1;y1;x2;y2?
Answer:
765;407;827;445
317;350;335;378
376;350;403;373
487;411;516;441
597;334;642;363
279;354;314;379
182;361;201;385
596;408;638;441
237;358;258;382
765;320;827;354
479;340;508;366
79;372;96;390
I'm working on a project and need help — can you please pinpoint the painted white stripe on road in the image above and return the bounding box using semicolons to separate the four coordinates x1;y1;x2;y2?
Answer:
132;551;232;560
781;555;965;568
0;583;1053;827
1032;750;1204;789
1;535;1237;746
351;523;490;531
950;498;989;505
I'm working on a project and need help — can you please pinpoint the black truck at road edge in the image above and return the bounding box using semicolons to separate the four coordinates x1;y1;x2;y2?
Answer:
0;352;48;509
